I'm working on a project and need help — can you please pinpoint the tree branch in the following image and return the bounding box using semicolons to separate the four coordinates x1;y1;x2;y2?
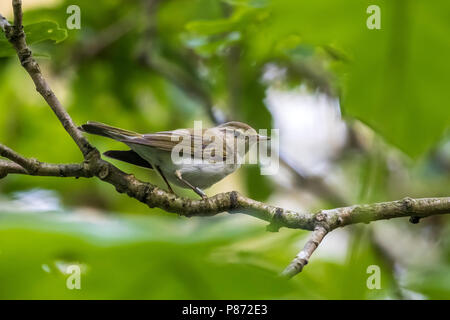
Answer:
0;143;33;171
0;2;449;279
0;144;91;179
0;160;27;177
0;2;94;157
12;0;22;29
2;143;449;232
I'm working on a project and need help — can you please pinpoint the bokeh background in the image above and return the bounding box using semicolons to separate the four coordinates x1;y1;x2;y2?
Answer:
0;0;449;299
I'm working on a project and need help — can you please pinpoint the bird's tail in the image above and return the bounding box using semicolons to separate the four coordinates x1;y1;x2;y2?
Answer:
79;121;141;140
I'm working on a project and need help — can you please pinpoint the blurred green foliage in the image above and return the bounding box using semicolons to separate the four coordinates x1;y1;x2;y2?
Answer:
0;0;449;299
0;211;397;299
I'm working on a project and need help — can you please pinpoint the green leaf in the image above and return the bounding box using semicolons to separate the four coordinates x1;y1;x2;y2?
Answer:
185;6;268;36
268;0;450;157
0;35;15;57
342;0;450;158
24;21;68;44
0;21;67;57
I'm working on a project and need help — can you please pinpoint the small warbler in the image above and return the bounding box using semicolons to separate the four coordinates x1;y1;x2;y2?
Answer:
79;121;269;198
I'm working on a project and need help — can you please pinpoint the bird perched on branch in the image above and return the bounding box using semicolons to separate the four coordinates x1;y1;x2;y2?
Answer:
79;121;269;199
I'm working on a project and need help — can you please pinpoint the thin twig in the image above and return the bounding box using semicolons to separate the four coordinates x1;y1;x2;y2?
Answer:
281;226;328;278
12;0;22;30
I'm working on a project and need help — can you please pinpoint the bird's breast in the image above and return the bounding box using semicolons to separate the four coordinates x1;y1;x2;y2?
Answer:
129;144;241;189
172;162;240;189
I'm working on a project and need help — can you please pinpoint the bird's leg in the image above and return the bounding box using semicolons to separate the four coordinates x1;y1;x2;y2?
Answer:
155;165;175;194
174;170;207;200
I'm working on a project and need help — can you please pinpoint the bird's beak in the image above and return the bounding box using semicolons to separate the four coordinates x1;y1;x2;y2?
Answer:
257;134;270;141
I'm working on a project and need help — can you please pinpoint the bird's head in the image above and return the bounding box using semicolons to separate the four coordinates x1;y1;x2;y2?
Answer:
217;121;270;143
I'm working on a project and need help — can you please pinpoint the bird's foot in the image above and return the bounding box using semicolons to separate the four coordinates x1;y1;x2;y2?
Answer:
175;170;208;200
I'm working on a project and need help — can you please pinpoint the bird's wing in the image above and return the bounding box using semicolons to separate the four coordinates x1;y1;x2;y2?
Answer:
120;129;228;161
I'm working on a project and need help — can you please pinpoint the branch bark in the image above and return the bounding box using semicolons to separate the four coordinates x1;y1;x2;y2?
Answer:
0;144;91;179
1;145;449;230
0;1;449;279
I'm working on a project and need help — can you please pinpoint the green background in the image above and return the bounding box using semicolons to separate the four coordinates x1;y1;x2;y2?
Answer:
0;0;449;299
